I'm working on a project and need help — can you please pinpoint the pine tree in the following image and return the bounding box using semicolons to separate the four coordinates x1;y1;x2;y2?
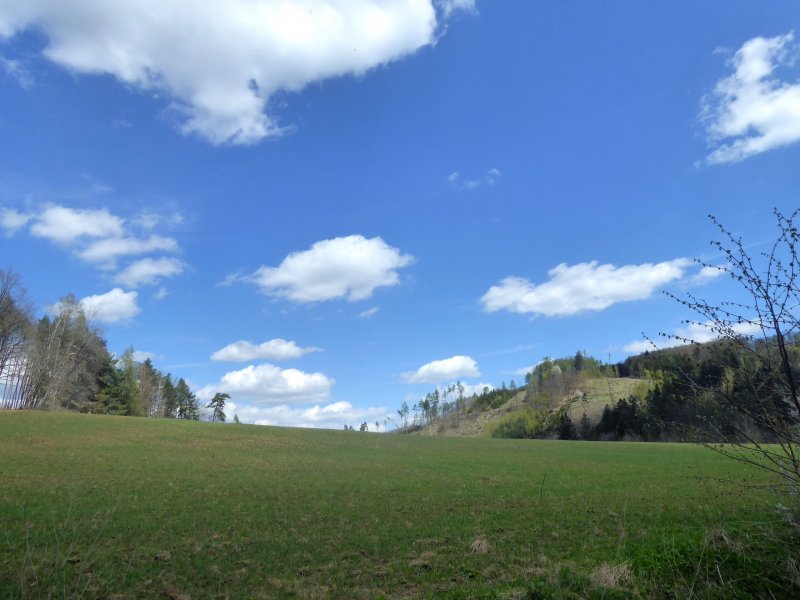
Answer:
206;392;229;422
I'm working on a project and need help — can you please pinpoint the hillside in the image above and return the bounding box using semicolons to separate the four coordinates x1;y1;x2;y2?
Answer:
413;376;645;438
0;410;794;598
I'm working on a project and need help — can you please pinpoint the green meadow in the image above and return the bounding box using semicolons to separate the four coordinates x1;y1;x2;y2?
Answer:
0;411;796;599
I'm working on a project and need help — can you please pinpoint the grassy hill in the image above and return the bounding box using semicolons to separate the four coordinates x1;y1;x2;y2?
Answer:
1;410;796;598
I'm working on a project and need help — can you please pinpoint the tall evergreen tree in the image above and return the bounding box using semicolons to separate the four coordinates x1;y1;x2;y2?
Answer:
175;378;199;420
162;374;178;418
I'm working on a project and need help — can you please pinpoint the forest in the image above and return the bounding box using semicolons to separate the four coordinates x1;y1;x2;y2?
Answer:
0;268;227;420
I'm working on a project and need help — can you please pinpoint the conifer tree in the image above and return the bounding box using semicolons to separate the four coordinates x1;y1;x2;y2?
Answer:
206;392;229;422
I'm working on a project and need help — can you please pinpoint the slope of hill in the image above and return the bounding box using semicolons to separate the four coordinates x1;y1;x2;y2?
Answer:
414;376;646;438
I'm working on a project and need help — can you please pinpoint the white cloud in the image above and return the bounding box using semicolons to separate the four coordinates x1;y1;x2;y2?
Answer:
197;362;334;405
481;259;692;317
113;257;185;288
0;1;475;145
153;287;170;301
132;210;183;230
0;55;32;88
512;364;538;377
79;288;140;323
448;167;501;190
132;350;155;362
402;355;480;384
2;203;187;308
623;320;764;354
211;338;322;362
30;205;124;244
78;235;179;267
691;265;726;285
0;208;31;234
457;381;494;397
703;32;800;164
226;399;387;429
357;306;380;319
250;234;413;303
436;0;477;19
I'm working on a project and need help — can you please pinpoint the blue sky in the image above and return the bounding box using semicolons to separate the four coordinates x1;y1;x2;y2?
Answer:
2;1;799;428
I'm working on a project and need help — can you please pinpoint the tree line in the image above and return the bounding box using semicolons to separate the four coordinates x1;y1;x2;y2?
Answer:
0;269;229;420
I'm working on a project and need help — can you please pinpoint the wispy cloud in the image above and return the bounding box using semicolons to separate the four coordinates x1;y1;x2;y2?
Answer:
114;257;185;288
211;339;322;362
0;208;32;234
448;167;502;190
623;320;764;354
0;55;33;88
436;0;477;19
357;306;380;319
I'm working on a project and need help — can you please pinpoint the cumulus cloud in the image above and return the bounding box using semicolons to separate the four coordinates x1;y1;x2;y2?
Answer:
703;32;800;164
0;1;476;145
481;259;692;317
402;355;480;384
30;205;124;244
3;202;188;292
623;320;764;354
113;257;185;288
211;338;322;362
249;235;413;303
225;399;387;429
197;363;334;404
79;288;140;323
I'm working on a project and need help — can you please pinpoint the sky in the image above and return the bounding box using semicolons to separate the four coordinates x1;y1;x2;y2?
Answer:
1;1;800;429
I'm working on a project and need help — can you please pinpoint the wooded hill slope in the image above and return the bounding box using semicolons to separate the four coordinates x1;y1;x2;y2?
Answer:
405;341;800;443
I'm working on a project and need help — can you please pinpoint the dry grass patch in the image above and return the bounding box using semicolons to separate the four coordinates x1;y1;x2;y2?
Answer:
704;527;743;554
469;536;491;554
590;562;633;589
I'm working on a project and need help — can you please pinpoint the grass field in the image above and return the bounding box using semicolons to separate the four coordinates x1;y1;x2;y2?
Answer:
0;411;797;599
